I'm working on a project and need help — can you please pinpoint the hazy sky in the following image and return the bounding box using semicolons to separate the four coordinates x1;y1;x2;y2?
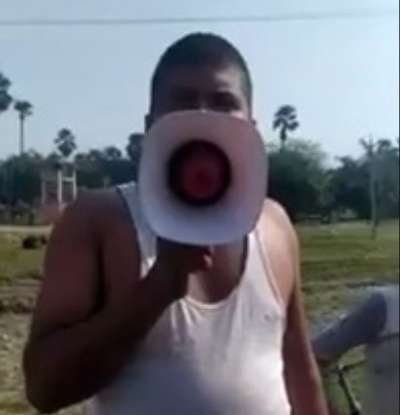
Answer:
0;0;398;163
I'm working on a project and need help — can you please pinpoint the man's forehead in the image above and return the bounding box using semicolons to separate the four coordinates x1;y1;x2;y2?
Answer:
161;65;243;92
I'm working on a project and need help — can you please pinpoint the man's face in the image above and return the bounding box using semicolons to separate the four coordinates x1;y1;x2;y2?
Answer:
148;64;251;127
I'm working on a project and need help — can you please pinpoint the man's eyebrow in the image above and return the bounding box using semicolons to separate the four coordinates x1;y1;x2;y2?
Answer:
170;86;198;96
213;89;239;97
212;90;243;102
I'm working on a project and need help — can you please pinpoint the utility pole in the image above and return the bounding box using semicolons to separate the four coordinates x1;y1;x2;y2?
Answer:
19;113;24;155
360;136;378;239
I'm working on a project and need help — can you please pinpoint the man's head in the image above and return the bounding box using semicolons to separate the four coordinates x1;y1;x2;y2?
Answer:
147;33;253;128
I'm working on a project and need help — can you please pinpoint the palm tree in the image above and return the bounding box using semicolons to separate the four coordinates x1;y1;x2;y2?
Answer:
360;136;378;239
273;105;299;149
0;73;13;114
376;138;396;157
14;100;33;155
54;128;77;160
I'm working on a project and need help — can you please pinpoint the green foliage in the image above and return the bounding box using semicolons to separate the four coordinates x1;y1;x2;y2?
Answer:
268;139;327;221
0;72;12;113
103;146;122;160
332;139;400;220
13;100;32;119
0;152;42;206
272;105;300;147
330;157;370;219
54;128;77;160
0;125;398;226
75;147;135;189
373;139;399;218
14;100;33;155
126;132;143;180
267;137;399;222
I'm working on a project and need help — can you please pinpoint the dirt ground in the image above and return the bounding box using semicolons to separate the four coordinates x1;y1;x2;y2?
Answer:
0;280;84;415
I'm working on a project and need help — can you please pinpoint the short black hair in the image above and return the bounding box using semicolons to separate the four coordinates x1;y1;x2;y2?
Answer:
150;33;252;112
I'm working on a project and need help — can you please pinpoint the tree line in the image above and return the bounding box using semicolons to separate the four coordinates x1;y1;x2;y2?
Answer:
1;72;399;225
1;125;398;225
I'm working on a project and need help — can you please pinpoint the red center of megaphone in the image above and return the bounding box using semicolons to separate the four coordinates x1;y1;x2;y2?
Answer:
180;153;224;199
168;141;231;206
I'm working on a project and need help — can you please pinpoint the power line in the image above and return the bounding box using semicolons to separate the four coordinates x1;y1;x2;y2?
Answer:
0;9;398;27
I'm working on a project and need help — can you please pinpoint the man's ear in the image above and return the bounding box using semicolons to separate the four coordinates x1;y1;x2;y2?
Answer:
145;113;153;132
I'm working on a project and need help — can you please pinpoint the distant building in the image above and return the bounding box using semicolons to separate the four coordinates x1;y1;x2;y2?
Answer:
40;161;77;224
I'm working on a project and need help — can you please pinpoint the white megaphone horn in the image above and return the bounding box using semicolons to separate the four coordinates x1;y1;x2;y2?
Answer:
138;110;267;245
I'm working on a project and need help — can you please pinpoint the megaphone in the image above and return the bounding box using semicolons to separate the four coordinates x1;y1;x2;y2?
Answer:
138;110;267;245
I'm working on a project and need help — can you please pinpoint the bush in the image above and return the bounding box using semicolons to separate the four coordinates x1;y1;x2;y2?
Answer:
22;235;47;250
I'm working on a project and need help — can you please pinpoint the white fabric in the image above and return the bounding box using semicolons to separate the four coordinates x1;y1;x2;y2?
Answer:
364;285;399;415
87;182;290;415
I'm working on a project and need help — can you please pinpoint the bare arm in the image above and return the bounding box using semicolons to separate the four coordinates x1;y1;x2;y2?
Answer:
23;192;207;413
283;227;329;415
260;201;328;414
284;279;329;415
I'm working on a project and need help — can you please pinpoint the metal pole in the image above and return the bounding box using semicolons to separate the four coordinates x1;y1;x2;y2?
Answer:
72;167;77;200
335;363;362;415
57;168;63;205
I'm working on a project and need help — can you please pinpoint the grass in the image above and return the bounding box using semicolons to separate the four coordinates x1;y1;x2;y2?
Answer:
301;221;398;278
0;233;44;285
0;220;398;414
300;220;399;319
0;392;31;415
299;220;399;412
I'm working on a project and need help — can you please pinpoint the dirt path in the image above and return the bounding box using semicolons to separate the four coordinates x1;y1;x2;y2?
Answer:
0;274;83;414
0;280;39;314
0;312;84;415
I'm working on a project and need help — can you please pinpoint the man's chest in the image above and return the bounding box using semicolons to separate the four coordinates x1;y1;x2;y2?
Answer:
101;202;293;308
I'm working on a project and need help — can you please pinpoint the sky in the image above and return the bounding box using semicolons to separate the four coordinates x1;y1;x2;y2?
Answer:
0;0;398;163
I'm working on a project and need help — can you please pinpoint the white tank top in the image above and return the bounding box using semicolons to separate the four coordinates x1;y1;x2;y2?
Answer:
87;183;291;415
364;285;399;415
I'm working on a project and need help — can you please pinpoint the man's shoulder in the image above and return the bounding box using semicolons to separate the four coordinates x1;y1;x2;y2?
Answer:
262;198;290;220
256;199;299;304
259;198;297;244
61;186;131;236
68;187;121;215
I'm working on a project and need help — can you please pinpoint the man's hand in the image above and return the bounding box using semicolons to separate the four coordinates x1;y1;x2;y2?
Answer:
155;238;213;299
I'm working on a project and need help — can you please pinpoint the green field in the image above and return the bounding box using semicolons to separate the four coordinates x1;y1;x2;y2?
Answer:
0;221;398;414
300;220;399;412
301;220;399;316
0;234;43;285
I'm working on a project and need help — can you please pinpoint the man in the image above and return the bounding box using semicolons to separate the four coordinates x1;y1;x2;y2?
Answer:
314;284;399;415
24;33;328;414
